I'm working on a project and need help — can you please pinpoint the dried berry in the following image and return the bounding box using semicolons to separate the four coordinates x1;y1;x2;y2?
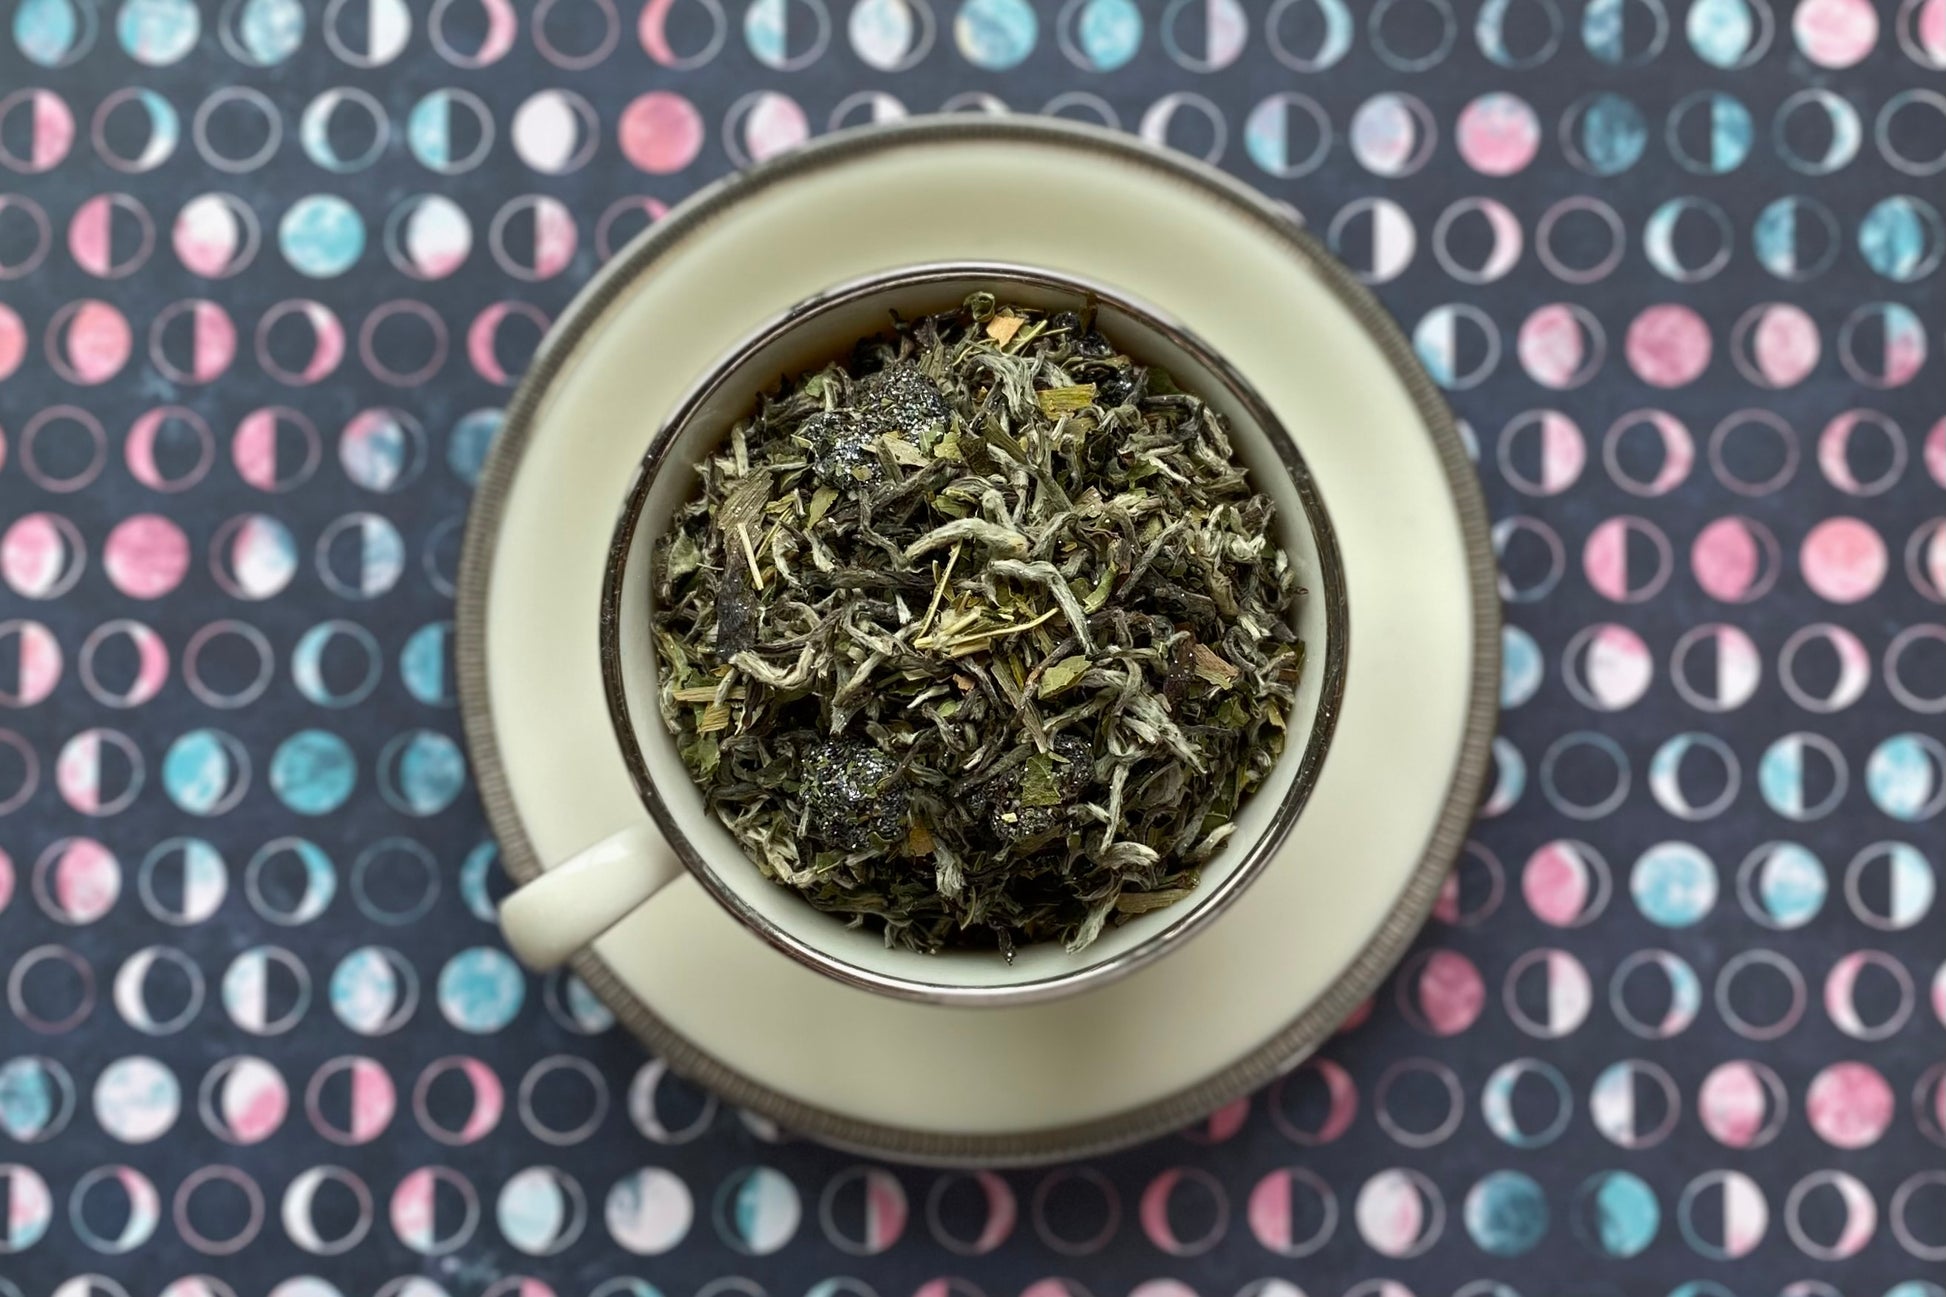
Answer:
800;740;908;850
853;363;951;438
798;409;880;489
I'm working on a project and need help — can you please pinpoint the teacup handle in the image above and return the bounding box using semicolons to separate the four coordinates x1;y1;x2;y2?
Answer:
498;823;683;971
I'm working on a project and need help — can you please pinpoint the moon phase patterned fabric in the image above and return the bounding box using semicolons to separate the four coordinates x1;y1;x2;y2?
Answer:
0;1;1940;1295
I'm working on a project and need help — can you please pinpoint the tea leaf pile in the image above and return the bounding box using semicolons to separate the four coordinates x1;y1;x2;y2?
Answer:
653;294;1305;955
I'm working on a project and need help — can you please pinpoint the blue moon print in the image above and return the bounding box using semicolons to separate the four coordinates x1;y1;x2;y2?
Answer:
252;837;336;923
1476;0;1559;68
292;621;382;708
1284;0;1351;69
955;0;1036;69
14;0;94;65
447;409;502;484
1575;1170;1660;1257
1859;196;1941;282
1065;0;1141;70
1570;93;1648;174
1501;625;1543;706
279;195;365;278
438;946;525;1033
400;623;454;705
1746;842;1826;927
118;0;199;65
458;840;498;921
0;1056;72;1141
270;729;357;815
713;1165;801;1254
1465;1170;1549;1256
1687;0;1766;66
162;728;248;816
1867;733;1944;819
228;0;303;64
1630;842;1718;927
381;730;465;816
559;973;616;1034
409;91;457;169
329;946;413;1034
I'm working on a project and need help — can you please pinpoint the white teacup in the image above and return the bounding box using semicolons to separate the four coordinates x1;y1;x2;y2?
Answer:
497;264;1347;1006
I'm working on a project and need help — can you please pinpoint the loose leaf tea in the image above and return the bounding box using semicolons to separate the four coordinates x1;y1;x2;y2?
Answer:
653;294;1305;955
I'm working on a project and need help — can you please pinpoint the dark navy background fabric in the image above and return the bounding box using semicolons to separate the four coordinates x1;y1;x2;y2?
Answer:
0;2;1941;1295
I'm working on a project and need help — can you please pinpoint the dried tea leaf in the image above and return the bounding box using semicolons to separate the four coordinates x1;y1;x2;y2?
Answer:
1079;568;1117;613
1116;885;1197;915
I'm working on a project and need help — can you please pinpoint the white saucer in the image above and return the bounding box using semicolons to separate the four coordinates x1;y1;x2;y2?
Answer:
457;118;1497;1165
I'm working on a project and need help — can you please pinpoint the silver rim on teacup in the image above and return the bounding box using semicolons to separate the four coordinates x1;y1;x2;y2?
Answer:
599;262;1351;1006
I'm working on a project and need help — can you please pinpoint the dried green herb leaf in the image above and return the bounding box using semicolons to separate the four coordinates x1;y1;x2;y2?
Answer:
804;485;839;531
1038;655;1091;698
716;468;771;533
1191;643;1241;688
681;736;720;777
882;434;930;467
665;530;703;581
1036;384;1096;417
1018;754;1064;807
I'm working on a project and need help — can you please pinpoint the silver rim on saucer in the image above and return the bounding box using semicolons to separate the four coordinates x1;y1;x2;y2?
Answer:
598;261;1351;1006
457;116;1501;1166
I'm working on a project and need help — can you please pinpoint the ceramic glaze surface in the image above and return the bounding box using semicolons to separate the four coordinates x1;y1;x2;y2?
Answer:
478;122;1482;1144
584;265;1348;1003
